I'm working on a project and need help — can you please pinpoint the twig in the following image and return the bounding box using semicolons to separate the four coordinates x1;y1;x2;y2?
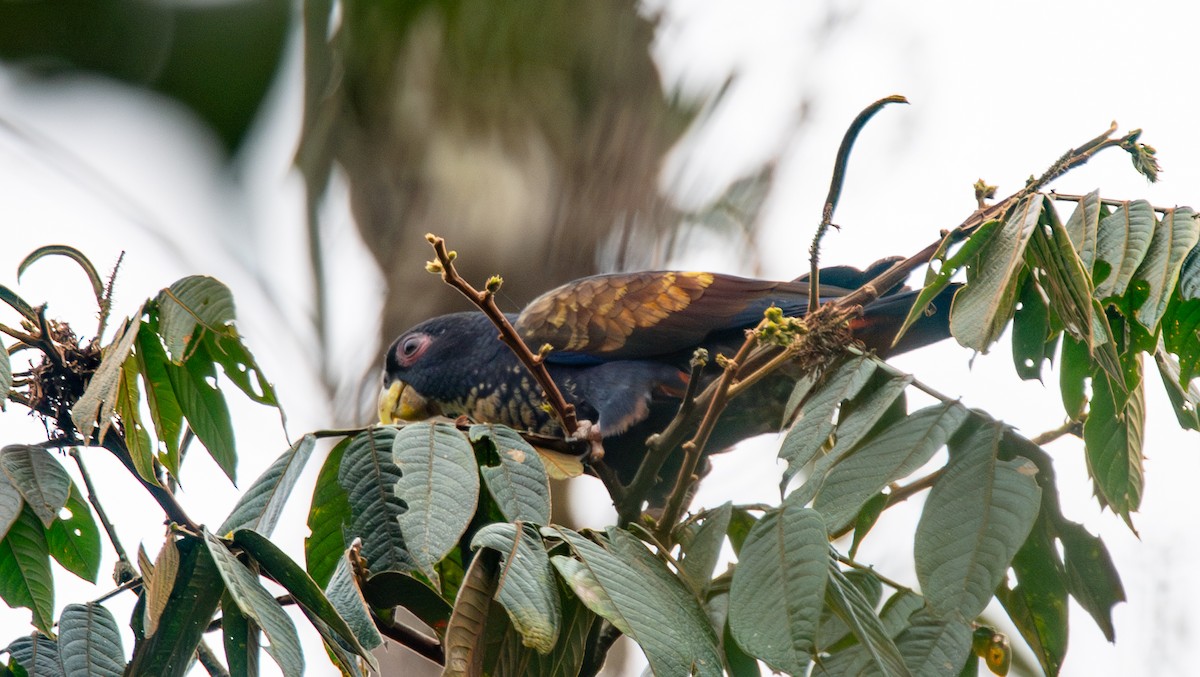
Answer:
808;95;909;313
91;577;142;605
1031;419;1083;446
425;235;582;441
195;639;230;677
579;618;621;677
372;612;445;666
95;251;123;340
69;447;132;574
100;433;200;533
0;322;38;345
832;550;913;594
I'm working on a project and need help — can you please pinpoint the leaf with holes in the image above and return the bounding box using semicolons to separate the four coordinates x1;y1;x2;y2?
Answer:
156;276;236;363
46;482;100;583
951;195;1043;351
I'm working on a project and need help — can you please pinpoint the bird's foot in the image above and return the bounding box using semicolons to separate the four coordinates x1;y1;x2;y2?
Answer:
570;420;605;463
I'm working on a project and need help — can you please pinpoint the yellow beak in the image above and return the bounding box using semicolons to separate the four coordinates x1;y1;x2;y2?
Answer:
378;381;435;424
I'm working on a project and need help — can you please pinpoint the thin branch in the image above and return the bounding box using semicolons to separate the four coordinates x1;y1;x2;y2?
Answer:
809;95;909;313
372;611;445;666
100;432;200;533
1031;419;1083;446
425;235;583;443
832;551;913;594
95;251;123;340
69;447;132;575
195;639;231;677
0;322;38;345
91;577;142;605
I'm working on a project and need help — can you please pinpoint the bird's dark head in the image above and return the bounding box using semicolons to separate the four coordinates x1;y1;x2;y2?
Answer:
378;312;511;425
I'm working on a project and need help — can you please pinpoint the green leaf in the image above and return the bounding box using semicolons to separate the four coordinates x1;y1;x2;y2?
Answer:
471;424;551;524
71;314;141;444
220;592;259;677
444;548;504;677
520;580;595;677
0;445;71;529
58;603;126;677
1093;200;1156;299
0;470;22;541
234;529;379;667
167;338;237;483
45;482;101;583
393;422;479;584
1083;369;1145;521
914;421;1041;620
306;436;352;587
812;403;970;533
893;609;973;677
135;320;184;475
1059;335;1090;419
1061;190;1102;270
675;501;732;594
1132;207;1199;329
728;493;828;674
116;352;157;484
824;565;911;676
894;219;1001;345
142;538;180;638
203;331;280;407
779;355;877;489
472;523;561;654
1163;295;1200;384
337;427;414;575
361;570;453;633
17;245;106;309
1059;521;1124;642
156;275;236;363
848;492;887;560
1179;243;1200;300
0;507;54;634
1155;348;1200;431
995;519;1067;677
204;529;304;677
549;526;723;677
4;634;61;677
1011;274;1054;381
124;536;224;677
950;196;1043;351
219;435;316;537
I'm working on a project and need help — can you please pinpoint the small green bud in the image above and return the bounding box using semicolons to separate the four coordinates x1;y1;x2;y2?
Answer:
425;260;444;274
447;250;458;261
486;275;504;293
538;343;554;357
764;306;784;323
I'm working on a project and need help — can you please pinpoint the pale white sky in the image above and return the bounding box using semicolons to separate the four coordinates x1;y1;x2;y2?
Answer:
1;2;1198;675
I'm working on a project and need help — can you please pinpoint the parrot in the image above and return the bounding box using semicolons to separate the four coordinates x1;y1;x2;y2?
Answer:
378;259;958;498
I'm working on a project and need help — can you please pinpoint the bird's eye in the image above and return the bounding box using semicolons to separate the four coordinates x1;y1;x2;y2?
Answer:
396;334;430;367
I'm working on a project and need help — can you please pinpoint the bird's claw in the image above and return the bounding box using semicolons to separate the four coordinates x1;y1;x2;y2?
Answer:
570;420;605;463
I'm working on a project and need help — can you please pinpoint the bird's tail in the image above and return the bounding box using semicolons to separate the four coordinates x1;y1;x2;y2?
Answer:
852;284;960;357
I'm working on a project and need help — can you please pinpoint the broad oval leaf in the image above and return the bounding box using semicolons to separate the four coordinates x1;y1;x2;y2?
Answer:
1093;199;1155;299
219;435;316;537
675;501;732;594
338;427;413;575
0;507;54;634
1083;370;1145;522
914;422;1041;620
0;445;70;529
995;520;1067;677
59;603;126;677
156;275;236;363
1132;207;1199;329
204;529;304;677
166;339;237;484
5;633;62;677
1062;190;1102;270
951;195;1043;351
135;321;184;475
549;526;722;677
728;495;828;674
393;422;479;584
779;355;877;489
0;466;23;542
472;523;560;653
471;424;551;524
893;609;973;677
46;482;101;583
306;436;353;587
812;402;970;532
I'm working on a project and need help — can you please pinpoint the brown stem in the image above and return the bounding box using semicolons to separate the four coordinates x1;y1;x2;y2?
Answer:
195;639;230;677
70;447;132;573
425;235;583;442
832;551;913;593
